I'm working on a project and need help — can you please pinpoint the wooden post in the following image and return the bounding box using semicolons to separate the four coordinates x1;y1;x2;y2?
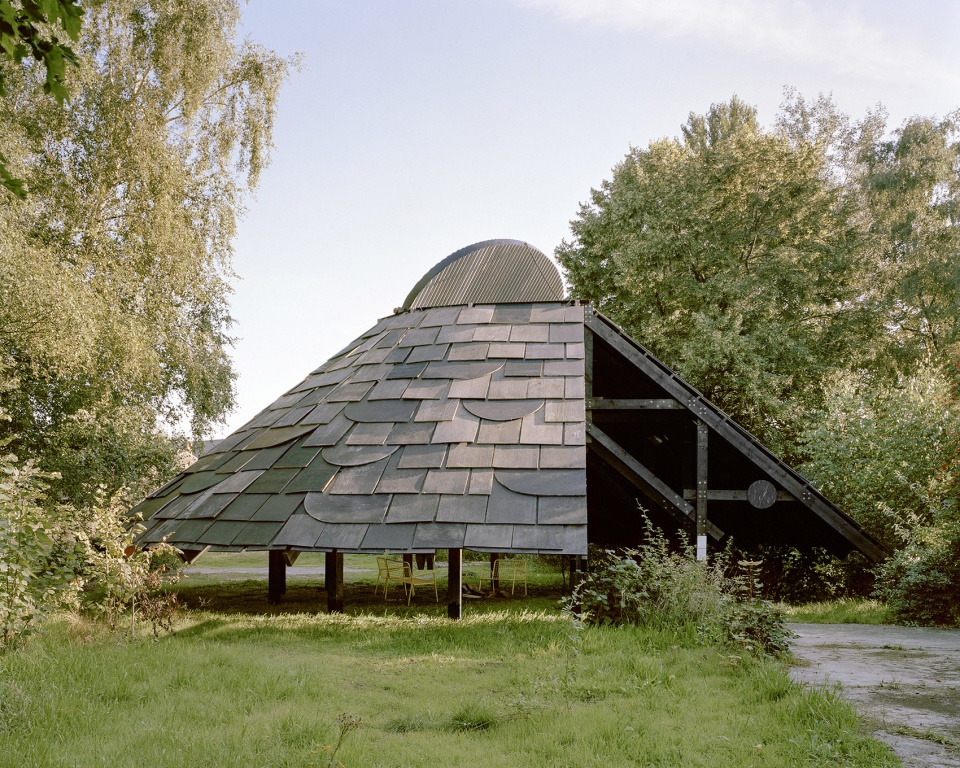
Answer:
490;552;500;594
447;548;462;620
696;419;709;562
268;550;286;604
325;549;344;613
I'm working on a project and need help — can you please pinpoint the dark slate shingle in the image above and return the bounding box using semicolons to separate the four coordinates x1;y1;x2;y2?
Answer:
273;515;325;548
326;458;390;495
384;494;441;524
285;455;338;493
397;443;447;469
436;495;488;523
304;493;390;524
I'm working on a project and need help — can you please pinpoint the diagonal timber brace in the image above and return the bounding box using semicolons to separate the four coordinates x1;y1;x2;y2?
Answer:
586;422;723;541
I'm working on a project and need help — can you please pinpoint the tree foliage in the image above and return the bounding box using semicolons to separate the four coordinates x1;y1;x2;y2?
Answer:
0;436;79;652
0;0;83;197
0;421;184;649
0;0;295;506
559;96;871;455
559;93;960;459
800;363;960;624
799;365;960;551
855;112;960;366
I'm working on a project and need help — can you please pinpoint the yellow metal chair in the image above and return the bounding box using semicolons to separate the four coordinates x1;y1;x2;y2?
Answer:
380;557;408;600
495;557;527;596
374;556;393;596
475;557;527;596
400;560;438;605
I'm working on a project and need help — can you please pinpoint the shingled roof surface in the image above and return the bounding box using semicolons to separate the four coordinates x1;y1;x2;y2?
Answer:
135;300;589;555
133;238;884;565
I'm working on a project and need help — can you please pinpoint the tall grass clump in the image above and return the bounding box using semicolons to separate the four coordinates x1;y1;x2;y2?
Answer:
565;520;793;656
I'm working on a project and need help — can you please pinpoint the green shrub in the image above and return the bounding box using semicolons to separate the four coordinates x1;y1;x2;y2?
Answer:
710;597;794;656
57;491;182;635
565;521;793;656
563;524;728;629
0;442;80;652
753;546;873;602
874;515;960;626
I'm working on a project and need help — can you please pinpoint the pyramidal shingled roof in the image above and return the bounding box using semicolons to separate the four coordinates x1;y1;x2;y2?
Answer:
134;241;588;555
133;238;885;565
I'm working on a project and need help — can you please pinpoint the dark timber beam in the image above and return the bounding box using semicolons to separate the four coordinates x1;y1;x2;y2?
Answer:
587;398;684;410
178;547;208;565
696;419;708;561
682;490;797;502
586;422;723;540
268;550;286;604
584;308;885;562
325;550;344;613
447;548;463;620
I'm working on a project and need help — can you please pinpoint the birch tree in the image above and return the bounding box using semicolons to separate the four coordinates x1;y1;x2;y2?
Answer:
0;0;295;505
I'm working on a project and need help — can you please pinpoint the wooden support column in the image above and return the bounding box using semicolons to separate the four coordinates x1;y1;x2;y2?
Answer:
447;548;462;620
268;550;286;604
696;419;709;562
325;549;344;613
490;552;500;594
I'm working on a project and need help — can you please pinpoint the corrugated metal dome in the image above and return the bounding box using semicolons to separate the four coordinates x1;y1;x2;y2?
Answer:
402;239;564;310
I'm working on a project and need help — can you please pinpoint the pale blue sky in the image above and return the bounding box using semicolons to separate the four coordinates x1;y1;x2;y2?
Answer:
222;0;960;436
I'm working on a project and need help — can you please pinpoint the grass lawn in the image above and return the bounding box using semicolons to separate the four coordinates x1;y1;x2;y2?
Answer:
783;599;893;625
0;557;896;767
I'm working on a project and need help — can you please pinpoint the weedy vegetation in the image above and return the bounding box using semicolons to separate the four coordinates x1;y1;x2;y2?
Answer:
0;553;897;767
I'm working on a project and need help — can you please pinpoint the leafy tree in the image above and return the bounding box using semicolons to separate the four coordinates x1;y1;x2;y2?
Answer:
800;364;960;624
558;96;871;455
855;112;960;367
559;94;960;459
0;0;83;198
799;364;960;551
0;0;296;506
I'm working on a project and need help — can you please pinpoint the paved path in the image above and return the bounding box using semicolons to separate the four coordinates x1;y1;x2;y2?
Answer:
789;623;960;768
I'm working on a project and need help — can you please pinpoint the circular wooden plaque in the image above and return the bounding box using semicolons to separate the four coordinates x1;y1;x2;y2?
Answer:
747;479;777;509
